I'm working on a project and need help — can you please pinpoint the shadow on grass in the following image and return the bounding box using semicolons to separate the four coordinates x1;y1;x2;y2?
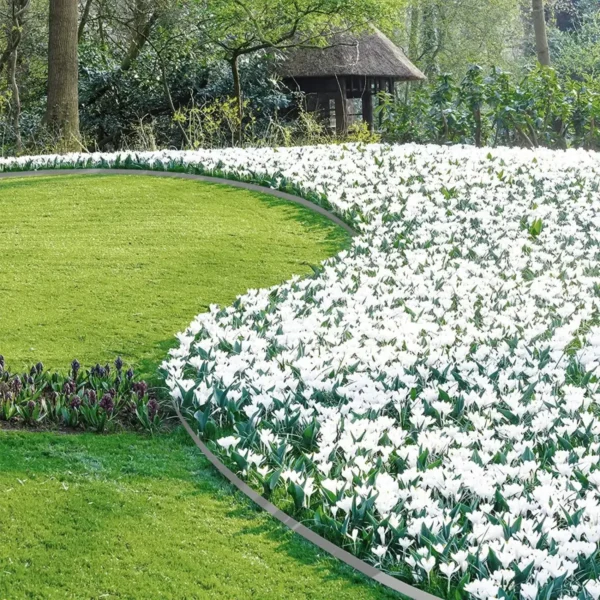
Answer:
0;427;402;599
222;504;403;599
253;191;353;256
132;337;177;387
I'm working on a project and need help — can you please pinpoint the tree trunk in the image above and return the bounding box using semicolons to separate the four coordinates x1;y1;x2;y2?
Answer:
8;48;22;153
5;0;30;153
120;11;157;71
532;0;551;66
0;0;29;77
230;55;243;145
45;0;80;147
421;3;439;75
474;106;482;148
404;2;420;104
408;2;419;59
78;0;94;43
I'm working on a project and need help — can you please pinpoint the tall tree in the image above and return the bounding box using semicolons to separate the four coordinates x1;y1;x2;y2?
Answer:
389;0;525;77
77;0;93;42
532;0;551;65
45;0;79;145
120;0;158;71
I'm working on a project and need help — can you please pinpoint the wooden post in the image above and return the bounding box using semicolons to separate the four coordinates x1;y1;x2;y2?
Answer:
362;90;374;131
335;77;348;135
321;94;331;126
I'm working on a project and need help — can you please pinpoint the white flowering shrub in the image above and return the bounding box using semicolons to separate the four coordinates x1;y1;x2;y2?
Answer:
5;143;600;599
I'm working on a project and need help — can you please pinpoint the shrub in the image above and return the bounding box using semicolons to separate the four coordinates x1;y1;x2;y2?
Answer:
378;64;600;150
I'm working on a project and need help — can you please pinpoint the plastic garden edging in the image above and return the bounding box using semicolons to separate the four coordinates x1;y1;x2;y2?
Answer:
174;405;442;600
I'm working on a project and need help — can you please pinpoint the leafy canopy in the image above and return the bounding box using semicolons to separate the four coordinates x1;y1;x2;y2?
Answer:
204;0;405;58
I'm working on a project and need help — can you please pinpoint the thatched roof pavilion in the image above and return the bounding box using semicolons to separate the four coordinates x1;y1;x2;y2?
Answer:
279;28;425;134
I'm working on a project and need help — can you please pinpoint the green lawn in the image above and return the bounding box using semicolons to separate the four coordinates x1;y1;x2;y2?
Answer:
0;174;348;375
0;430;399;600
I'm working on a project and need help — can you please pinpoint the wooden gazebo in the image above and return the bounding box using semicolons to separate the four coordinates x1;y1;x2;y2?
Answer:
278;28;426;134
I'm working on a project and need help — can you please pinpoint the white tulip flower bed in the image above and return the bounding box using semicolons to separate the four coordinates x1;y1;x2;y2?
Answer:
4;143;600;599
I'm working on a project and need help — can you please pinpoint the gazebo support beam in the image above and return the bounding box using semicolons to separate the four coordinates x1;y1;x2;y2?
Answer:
335;76;348;135
362;91;374;131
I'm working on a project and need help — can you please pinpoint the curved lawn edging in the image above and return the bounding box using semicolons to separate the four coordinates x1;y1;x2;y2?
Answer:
0;152;349;221
174;405;442;600
0;168;356;237
161;145;600;600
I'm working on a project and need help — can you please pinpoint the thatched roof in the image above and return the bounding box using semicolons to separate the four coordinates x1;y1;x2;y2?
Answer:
278;28;425;81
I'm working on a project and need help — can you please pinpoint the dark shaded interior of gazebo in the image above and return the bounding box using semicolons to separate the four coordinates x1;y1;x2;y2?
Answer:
286;75;397;133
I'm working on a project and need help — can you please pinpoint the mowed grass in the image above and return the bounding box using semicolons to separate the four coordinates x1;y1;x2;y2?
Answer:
0;174;349;375
0;430;400;600
0;174;384;599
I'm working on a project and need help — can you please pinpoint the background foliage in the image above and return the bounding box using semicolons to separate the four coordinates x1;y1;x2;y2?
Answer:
377;64;600;149
0;0;599;153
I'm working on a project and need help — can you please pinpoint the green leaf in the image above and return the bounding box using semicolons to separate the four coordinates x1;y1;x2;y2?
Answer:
267;469;282;492
513;561;534;585
528;217;543;237
486;547;502;573
288;481;305;512
231;451;249;473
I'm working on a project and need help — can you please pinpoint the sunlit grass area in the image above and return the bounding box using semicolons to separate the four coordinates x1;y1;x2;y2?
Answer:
0;174;348;376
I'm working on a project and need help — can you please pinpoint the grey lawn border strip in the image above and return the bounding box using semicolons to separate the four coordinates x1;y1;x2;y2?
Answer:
0;168;357;237
174;405;442;600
